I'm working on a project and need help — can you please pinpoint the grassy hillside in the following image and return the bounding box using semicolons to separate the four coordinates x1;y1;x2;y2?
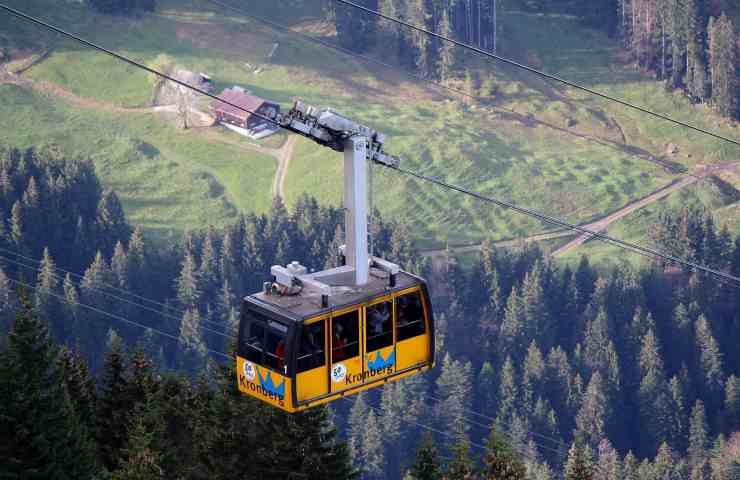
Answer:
0;85;275;238
1;0;737;252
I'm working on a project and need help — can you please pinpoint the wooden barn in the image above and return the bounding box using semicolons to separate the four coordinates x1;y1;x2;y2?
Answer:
210;87;279;134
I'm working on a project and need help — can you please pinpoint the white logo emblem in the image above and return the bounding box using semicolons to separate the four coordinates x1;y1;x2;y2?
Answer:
331;363;347;383
243;361;256;382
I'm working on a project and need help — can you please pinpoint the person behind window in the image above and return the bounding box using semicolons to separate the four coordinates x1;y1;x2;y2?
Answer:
369;303;390;337
333;323;347;361
275;339;285;371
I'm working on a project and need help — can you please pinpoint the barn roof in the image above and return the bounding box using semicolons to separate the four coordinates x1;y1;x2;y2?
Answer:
211;88;277;120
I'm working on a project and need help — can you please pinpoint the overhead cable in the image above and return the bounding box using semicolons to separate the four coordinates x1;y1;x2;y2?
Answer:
205;0;711;184
3;275;234;361
394;165;740;286
332;0;740;148
0;250;236;339
2;4;736;286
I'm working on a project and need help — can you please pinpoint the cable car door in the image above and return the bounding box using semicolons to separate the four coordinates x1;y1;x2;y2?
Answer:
296;316;329;403
363;296;396;383
330;307;362;393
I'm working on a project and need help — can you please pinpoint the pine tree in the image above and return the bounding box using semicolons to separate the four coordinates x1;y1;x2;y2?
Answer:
479;361;497;414
111;240;129;289
694;314;724;411
723;375;740;432
96;332;130;470
522;341;545;414
565;443;594;480
483;426;527;480
622;451;638;480
34;247;59;321
595;439;621;480
0;294;98;478
436;353;472;438
408;433;442;480
497;355;519;426
445;437;474;479
708;14;737;117
176;252;201;309
362;409;384;479
575;372;608;451
437;9;455;81
638;328;673;455
110;413;165;480
688;400;709;470
178;308;206;370
500;286;525;361
348;392;369;464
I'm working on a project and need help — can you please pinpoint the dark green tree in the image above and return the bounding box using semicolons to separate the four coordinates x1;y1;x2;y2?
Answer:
408;433;442;480
0;295;97;478
482;426;526;480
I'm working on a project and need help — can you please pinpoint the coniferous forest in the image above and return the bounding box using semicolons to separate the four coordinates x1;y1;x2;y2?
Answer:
330;0;738;120
2;139;740;480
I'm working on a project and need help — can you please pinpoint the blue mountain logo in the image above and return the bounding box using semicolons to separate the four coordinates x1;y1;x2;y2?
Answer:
368;350;395;371
257;369;286;398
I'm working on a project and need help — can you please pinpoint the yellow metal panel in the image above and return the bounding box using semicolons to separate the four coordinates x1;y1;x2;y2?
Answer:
294;363;433;412
396;333;431;371
236;356;294;412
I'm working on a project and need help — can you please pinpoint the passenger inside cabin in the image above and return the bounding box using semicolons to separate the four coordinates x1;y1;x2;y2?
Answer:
369;302;390;336
275;340;285;371
332;324;347;361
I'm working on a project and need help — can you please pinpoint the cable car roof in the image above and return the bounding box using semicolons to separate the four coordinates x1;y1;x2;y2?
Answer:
244;268;424;322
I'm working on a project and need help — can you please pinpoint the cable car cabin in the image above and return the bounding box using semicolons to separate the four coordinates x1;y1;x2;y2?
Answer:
236;268;434;412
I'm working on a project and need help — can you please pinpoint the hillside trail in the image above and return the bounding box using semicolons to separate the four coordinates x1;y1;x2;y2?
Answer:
273;136;297;200
422;160;740;266
550;160;740;257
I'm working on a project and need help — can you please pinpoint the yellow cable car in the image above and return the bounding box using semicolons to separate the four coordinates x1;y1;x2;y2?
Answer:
234;100;434;411
236;269;434;412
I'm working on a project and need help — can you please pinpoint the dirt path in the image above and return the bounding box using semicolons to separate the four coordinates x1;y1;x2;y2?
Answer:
551;161;740;257
422;161;740;263
273;136;297;200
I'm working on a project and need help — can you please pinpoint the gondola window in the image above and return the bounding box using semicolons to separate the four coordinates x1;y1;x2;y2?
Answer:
298;321;325;373
366;301;393;351
332;311;359;361
397;292;426;341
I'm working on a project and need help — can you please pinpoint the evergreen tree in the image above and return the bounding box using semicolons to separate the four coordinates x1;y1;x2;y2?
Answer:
565;442;594;480
688;400;709;470
408;433;442;480
595;439;621;480
575;372;608;451
176;252;201;309
437;9;455;81
483;426;527;480
348;393;369;464
497;355;519;426
96;332;130;470
362;409;384;479
110;413;165;480
695;314;724;411
436;353;473;438
0;295;97;478
708;14;737;117
638;328;673;455
723;375;740;432
623;451;639;480
445;438;474;479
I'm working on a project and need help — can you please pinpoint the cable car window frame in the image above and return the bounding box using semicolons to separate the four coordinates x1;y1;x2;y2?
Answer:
396;290;426;342
239;307;289;375
331;309;360;362
365;299;393;352
297;319;326;374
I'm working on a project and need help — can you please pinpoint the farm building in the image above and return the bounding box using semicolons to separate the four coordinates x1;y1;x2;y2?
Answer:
210;87;280;139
